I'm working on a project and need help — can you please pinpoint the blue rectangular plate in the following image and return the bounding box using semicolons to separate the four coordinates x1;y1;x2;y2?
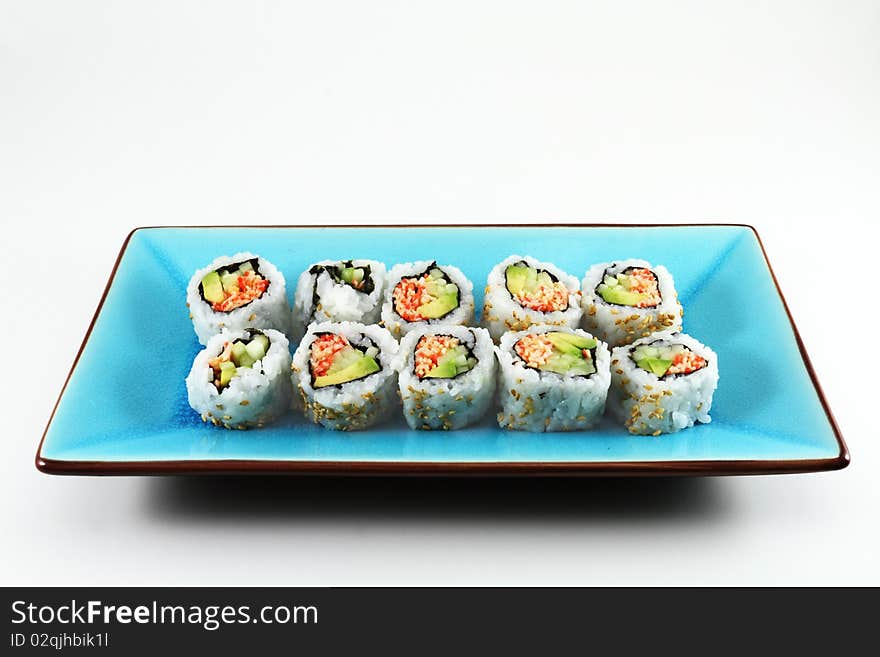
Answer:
37;225;848;476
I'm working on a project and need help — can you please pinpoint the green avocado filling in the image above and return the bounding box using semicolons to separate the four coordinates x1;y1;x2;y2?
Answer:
503;261;570;311
632;343;703;377
516;332;598;376
201;260;257;305
419;268;459;320
505;263;555;297
394;264;460;321
313;343;381;388
504;262;554;297
209;332;269;391
595;267;659;307
415;336;477;380
425;345;476;378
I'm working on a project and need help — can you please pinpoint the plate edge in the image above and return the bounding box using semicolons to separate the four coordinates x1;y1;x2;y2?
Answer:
744;224;849;470
35;226;141;475
35;455;848;477
35;223;850;476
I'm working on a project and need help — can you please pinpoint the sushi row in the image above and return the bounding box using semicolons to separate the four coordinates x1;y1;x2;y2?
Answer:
185;253;682;347
184;253;718;434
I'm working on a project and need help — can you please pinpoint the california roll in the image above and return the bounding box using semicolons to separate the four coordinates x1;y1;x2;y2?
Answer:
292;259;386;341
187;253;292;345
496;325;611;432
482;255;582;341
381;261;474;339
609;330;718;435
186;328;292;429
395;326;496;430
581;259;682;347
291;321;398;430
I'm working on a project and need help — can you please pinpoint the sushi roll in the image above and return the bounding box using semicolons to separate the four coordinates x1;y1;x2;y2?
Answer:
291;321;399;430
187;253;292;345
482;255;582;341
395;326;497;431
185;328;292;429
609;330;719;435
292;259;387;342
496;325;611;432
581;259;682;347
381;261;475;339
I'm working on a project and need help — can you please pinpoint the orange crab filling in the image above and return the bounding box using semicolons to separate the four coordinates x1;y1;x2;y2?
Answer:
212;271;269;312
414;335;460;378
626;268;661;308
309;334;350;377
667;350;707;375
392;276;430;322
514;281;569;313
514;334;556;368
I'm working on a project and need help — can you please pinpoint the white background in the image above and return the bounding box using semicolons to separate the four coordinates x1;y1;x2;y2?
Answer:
1;1;878;585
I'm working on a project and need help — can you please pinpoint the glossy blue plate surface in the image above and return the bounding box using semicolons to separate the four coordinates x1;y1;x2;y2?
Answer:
37;225;847;475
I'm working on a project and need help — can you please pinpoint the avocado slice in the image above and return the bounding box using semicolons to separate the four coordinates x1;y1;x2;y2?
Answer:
598;285;643;306
324;346;365;375
636;357;672;377
505;265;532;297
314;355;380;388
201;271;225;304
219;361;237;387
425;358;459;379
506;264;540;295
546;332;597;354
424;345;474;378
541;352;596;376
417;291;459;319
633;345;661;361
425;278;445;296
547;336;582;357
566;358;597;377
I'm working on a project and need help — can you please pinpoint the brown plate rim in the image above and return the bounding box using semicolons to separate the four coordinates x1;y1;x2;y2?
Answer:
35;223;850;477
